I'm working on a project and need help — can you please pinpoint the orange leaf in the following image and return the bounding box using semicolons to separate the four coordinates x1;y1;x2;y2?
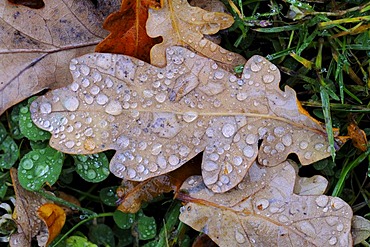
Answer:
95;0;161;62
348;121;368;152
37;203;66;247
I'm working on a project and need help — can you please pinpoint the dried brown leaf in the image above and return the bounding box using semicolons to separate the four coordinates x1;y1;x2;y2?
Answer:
177;160;353;247
31;46;344;193
146;0;246;68
37;203;66;246
9;168;49;247
0;0;120;115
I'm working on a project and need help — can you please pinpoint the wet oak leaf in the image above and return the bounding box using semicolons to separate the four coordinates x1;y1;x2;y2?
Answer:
31;46;344;193
146;0;246;68
95;0;161;62
37;203;66;247
0;0;120;115
9;168;49;247
177;160;353;247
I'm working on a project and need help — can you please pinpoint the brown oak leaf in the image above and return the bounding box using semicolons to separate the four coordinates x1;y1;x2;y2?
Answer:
30;46;344;193
177;160;353;246
95;0;161;62
0;0;120;115
146;0;246;68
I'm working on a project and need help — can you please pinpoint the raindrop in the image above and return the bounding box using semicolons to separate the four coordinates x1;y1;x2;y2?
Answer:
233;156;243;166
151;143;162;155
96;94;109;105
304;151;312;159
32;154;39;161
105;100;123;115
168;155;180;166
219;175;229;184
275;143;285;152
34;164;49;177
183;111;198;123
62;96;80;111
127;168;136;179
262;74;274;84
80;65;90;76
299;141;309;149
331;198;345;210
255;198;270;210
245;134;257;144
229;75;237;82
90;85;100;95
203;160;219;171
155;93;166;103
84;94;94;105
328;237;337;245
116;135;130;148
87;169;96;179
315;195;329;207
39;102;52;114
314;143;324;150
250;62;261;72
84;128;93;136
22;159;34;170
273;126;285;137
157;155;167;169
65;140;75;149
222;123;236;138
236;92;248;101
214;71;224;79
282;134;292;146
81;78;90;87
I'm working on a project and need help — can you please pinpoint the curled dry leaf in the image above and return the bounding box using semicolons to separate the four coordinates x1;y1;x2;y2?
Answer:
0;0;120;115
37;203;66;247
31;46;344;193
146;0;246;68
95;0;161;62
347;121;368;152
9;168;49;247
177;160;353;247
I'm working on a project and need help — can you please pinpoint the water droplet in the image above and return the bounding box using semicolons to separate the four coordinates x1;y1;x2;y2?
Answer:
203;160;219;171
80;65;90;76
127;168;136;179
87;169;96;179
245;134;257;144
299;141;308;149
22;159;34;170
168;155;179;166
105;77;113;88
328;236;337;245
62;96;79;111
229;75;237;82
39;102;52;114
199;39;207;48
262;74;274;84
155;93;166;103
116;135;130;148
84;127;93;136
315;195;329;207
233;156;243;166
65;140;75;148
275;143;285;152
269;64;277;71
151;143;162;155
34;164;49;177
255;198;270;210
222;123;236;138
314;143;324;150
282;134;292;146
273;126;285;137
81;78;90;87
243;145;255;158
84;94;94;105
179;145;190;157
250;61;261;72
105;100;123;115
96;94;108;105
234;230;246;243
32;154;39;161
214;71;224;79
336;223;344;232
143;89;154;98
183;112;198;123
84;138;96;151
90;85;100;95
236;92;248;101
331;198;345;210
304;151;312;159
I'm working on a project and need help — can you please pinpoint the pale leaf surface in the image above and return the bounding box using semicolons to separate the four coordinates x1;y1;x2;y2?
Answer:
351;215;370;245
178;160;353;247
0;0;120;115
146;0;246;68
31;46;342;193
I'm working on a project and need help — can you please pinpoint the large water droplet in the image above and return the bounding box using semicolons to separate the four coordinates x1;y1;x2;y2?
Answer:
255;198;270;210
39;102;52;114
65;140;75;149
282;134;293;146
34;164;49;177
235;231;246;244
262;74;274;84
315;195;329;207
168;155;180;166
328;237;337;245
183;112;198;123
222;123;236;138
127;168;136;179
151;143;162;155
203;160;219;171
233;156;243;166
87;169;96;179
105;100;123;115
299;141;309;149
63;96;79;111
243;145;255;158
116;135;130;148
96;94;109;105
22;159;34;170
245;134;257;144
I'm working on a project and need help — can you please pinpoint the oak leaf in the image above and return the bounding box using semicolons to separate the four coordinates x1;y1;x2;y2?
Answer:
177;160;353;246
0;0;120;115
9;168;49;247
146;0;246;68
95;0;161;62
30;46;343;193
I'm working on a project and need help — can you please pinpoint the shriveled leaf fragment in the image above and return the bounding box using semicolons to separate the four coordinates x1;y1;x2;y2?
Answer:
73;153;110;183
177;160;353;247
0;0;120;115
348;121;368;152
351;215;370;245
95;0;161;62
9;168;49;247
37;203;66;246
18;146;64;191
31;46;344;193
146;0;246;68
117;159;200;213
